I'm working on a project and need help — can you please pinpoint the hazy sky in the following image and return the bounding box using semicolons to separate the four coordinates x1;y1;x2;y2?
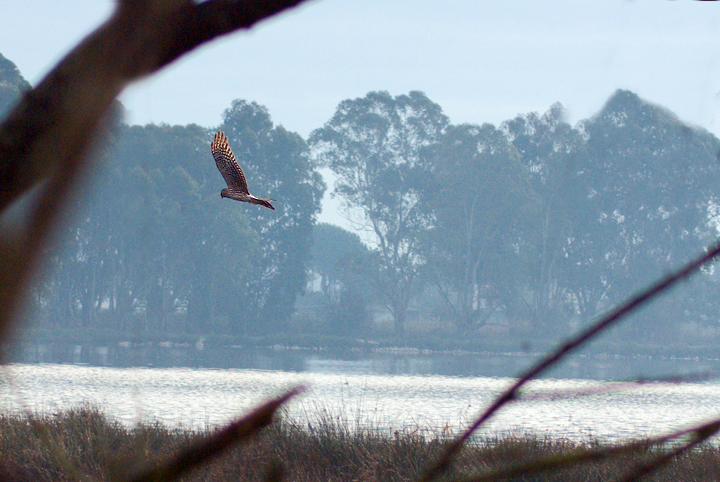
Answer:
2;1;720;230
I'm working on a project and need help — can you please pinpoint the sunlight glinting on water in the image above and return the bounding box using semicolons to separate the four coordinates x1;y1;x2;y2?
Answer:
2;363;720;443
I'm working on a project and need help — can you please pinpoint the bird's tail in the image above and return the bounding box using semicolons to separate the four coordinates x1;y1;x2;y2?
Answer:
250;196;275;210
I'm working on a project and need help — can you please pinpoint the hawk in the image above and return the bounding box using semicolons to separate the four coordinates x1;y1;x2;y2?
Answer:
210;130;275;210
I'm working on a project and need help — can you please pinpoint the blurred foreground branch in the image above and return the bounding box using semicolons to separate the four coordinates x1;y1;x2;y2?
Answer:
0;0;309;344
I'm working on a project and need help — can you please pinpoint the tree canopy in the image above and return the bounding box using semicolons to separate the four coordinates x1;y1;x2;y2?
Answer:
32;100;323;337
421;122;535;332
0;53;30;120
2;55;716;344
310;91;449;336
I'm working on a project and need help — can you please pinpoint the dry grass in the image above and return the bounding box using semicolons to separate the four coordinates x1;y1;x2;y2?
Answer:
1;406;720;482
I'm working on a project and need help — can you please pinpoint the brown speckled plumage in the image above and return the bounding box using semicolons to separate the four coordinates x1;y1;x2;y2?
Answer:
210;130;275;210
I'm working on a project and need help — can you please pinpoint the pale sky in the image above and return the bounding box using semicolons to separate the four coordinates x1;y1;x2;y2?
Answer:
2;1;720;230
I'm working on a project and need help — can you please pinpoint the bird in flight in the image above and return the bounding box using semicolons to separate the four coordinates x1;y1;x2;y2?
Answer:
210;130;275;210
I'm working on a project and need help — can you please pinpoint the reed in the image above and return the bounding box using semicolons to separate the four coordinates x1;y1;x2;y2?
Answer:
2;406;720;481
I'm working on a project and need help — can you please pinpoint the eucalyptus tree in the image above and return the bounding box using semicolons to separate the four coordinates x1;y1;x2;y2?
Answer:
0;0;314;358
501;104;586;332
36;122;256;335
102;124;208;333
31;106;322;337
34;108;126;331
221;99;325;334
574;90;720;334
422;123;535;333
310;222;368;300
310;223;371;335
310;91;449;337
0;53;30;119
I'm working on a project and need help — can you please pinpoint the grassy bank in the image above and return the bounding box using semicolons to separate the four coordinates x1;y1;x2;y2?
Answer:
1;407;720;481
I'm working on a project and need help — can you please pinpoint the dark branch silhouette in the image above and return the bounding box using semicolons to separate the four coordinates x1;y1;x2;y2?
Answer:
0;0;309;345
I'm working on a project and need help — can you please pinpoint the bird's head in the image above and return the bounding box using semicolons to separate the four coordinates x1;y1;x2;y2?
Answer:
220;188;229;199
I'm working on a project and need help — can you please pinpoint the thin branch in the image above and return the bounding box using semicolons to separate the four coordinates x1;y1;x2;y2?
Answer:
421;241;720;481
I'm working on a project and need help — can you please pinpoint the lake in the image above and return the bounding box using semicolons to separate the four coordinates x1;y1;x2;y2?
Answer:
3;344;720;443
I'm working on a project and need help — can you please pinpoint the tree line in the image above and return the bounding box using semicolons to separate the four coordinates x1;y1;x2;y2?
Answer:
310;90;720;342
33;101;324;337
3;53;720;342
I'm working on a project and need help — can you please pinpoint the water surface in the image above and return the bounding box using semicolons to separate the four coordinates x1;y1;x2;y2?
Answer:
3;362;720;443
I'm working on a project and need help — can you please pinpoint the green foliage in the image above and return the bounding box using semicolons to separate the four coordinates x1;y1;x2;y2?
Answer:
310;223;368;296
325;284;369;336
576;91;720;294
501;104;587;333
289;223;365;336
569;91;720;340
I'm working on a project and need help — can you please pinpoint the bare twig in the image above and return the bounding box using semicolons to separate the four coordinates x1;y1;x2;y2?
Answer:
421;241;720;481
127;386;304;482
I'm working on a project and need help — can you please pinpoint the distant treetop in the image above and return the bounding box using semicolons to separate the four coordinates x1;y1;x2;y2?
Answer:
0;53;31;119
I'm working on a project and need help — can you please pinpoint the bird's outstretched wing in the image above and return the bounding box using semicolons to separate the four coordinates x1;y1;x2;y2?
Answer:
211;131;249;194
